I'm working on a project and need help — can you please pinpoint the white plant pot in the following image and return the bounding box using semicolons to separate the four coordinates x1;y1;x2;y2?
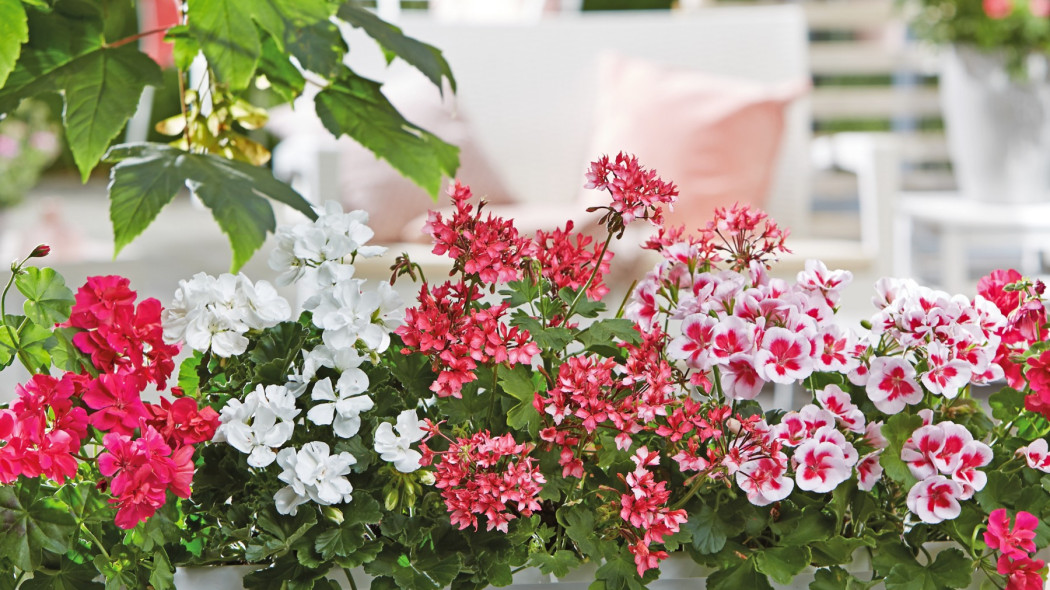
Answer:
940;45;1050;203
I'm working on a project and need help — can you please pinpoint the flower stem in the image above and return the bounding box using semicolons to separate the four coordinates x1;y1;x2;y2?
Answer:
1;253;41;373
564;230;614;320
343;567;359;590
79;523;110;561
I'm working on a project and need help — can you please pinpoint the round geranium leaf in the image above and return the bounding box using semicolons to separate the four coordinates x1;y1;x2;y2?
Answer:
16;266;74;327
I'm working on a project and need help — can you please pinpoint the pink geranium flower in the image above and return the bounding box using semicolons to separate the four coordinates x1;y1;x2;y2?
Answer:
985;508;1039;559
906;475;963;524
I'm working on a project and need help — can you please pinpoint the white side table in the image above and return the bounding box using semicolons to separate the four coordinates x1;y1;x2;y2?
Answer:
894;192;1050;294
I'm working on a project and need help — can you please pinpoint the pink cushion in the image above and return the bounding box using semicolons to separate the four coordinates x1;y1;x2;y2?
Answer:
269;74;517;244
580;53;808;230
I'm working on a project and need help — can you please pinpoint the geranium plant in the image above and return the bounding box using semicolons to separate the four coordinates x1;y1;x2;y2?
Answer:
0;246;218;588
144;153;1050;590
908;0;1050;75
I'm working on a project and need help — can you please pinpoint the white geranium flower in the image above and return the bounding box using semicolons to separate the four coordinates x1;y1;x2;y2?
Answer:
306;280;390;353
216;385;299;467
273;442;356;515
374;410;426;473
163;272;290;356
306;377;374;438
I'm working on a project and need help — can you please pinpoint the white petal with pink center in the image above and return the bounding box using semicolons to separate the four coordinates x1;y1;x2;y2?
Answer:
921;341;972;399
901;424;944;481
816;384;866;433
1017;439;1050;472
720;354;764;401
754;326;814;384
709;316;755;363
950;440;992;500
856;452;884;491
793;440;851;493
736;452;794;506
930;422;975;474
667;314;718;370
865;356;923;414
906;475;963;524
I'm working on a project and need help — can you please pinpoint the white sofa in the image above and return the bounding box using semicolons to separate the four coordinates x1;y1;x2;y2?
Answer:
273;5;898;280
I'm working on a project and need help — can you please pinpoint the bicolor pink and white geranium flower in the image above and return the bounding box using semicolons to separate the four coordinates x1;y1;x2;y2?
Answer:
1017;439;1050;472
920;341;972;399
667;314;719;370
736;452;794;506
754;326;815;384
906;474;963;524
816;385;865;433
793;438;852;493
865;356;922;414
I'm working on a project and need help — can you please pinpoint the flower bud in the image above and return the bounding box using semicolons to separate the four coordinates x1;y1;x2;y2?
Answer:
29;244;50;258
726;417;742;435
321;505;344;524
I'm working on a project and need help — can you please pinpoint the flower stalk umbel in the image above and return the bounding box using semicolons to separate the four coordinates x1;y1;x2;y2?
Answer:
7;153;1050;589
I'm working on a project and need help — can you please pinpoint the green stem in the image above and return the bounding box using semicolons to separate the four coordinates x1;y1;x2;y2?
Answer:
80;523;110;561
344;567;359;590
1;253;40;374
564;230;614;320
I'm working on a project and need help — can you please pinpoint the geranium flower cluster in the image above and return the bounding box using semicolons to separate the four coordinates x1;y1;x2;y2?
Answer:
169;201;409;516
398;281;538;398
0;275;215;529
620;448;688;577
421;427;545;534
629;233;857;401
584;152;679;227
901;417;992;523
984;509;1045;590
163;272;290;357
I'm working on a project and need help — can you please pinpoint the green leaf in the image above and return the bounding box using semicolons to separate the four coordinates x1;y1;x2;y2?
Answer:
0;482;77;571
557;505;602;559
314;527;365;561
0;1;106;115
105;143;317;271
249;321;309;384
166;25;200;72
531;550;580;577
976;471;1023;512
149;550;174;590
337;5;455;93
48;326;92;373
682;505;729;555
177;354;203;395
284;20;347;79
507;399;540;432
249;0;332;52
590;548;647;590
810;536;875;567
63;45;161;181
186;0;260;90
706;557;773;590
578;319;642;351
881;413;924;486
315;68;459;200
988;388;1026;423
771;506;835;546
499;365;539;402
810;566;872;590
0;314;53;372
16;266;74;326
884;548;973;590
259;36;306;103
20;556;104;590
0;0;28;87
755;546;811;586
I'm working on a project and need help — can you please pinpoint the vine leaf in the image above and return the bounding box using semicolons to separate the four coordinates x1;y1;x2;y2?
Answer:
315;69;459;200
63;46;161;181
0;2;160;181
105;143;317;272
186;0;260;90
0;0;28;87
337;5;456;93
